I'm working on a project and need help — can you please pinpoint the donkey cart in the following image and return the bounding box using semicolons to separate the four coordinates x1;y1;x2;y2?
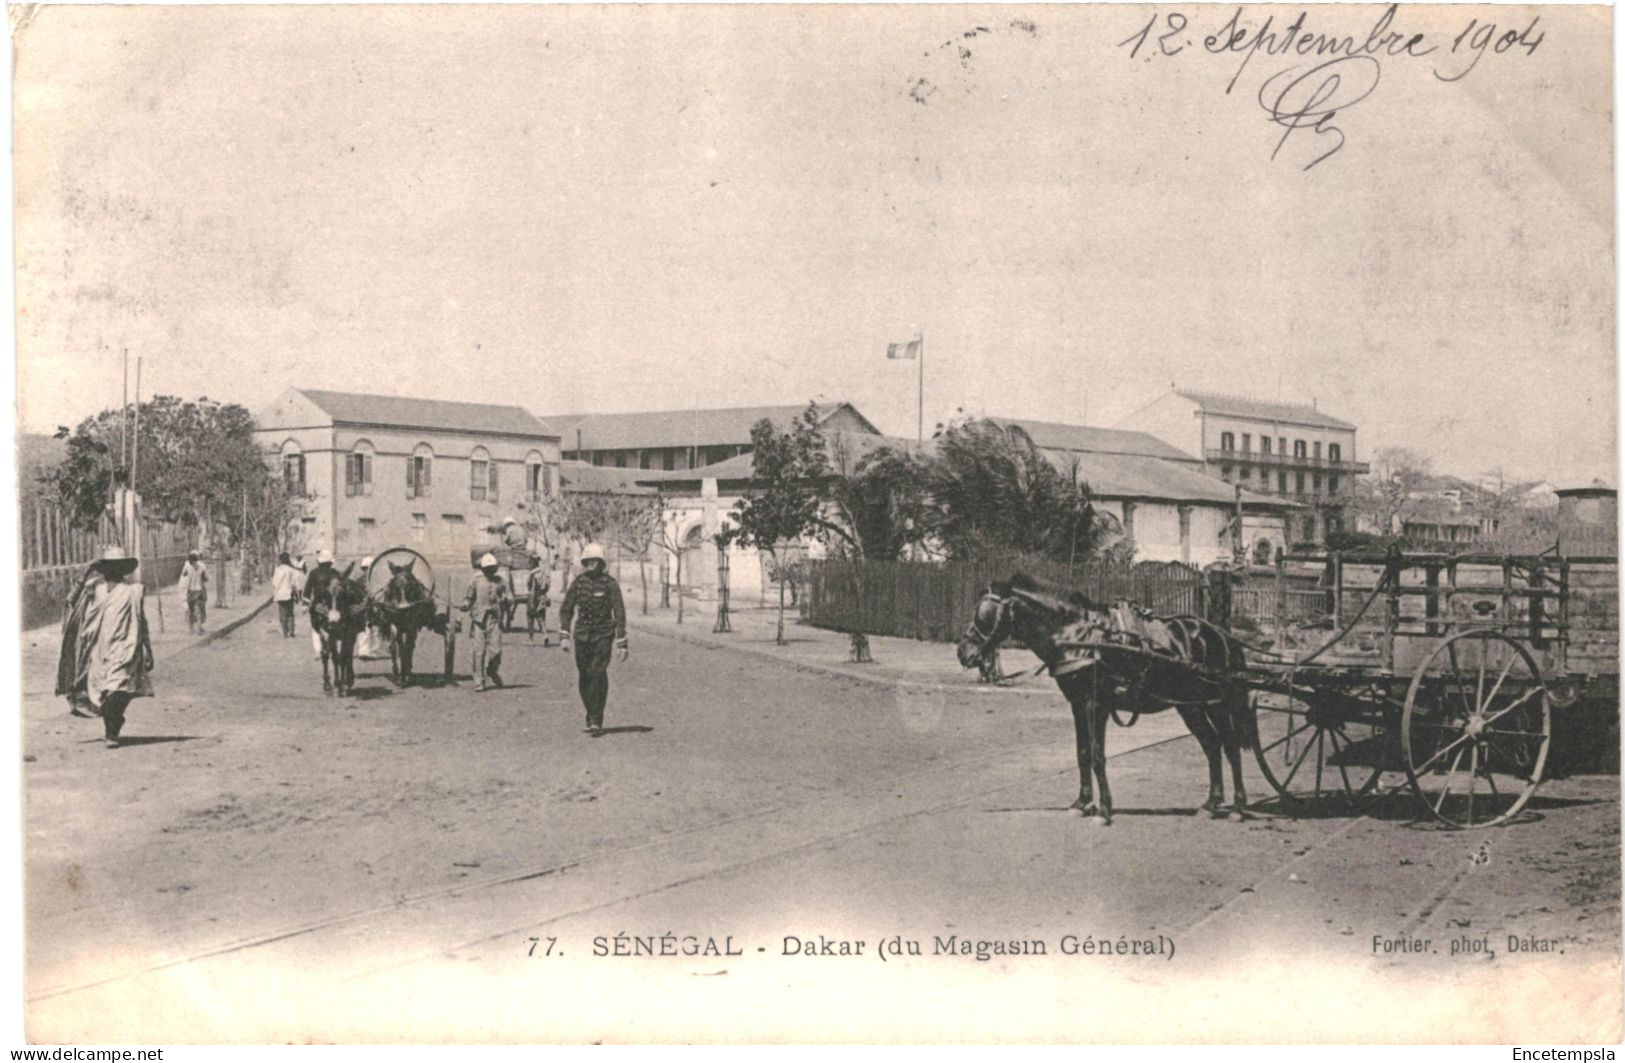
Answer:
364;546;459;681
1242;548;1618;829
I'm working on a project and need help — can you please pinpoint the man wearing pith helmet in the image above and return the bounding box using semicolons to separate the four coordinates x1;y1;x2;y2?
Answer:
460;551;512;691
559;543;628;736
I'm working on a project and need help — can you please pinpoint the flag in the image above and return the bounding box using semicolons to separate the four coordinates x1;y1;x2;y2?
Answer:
887;338;920;360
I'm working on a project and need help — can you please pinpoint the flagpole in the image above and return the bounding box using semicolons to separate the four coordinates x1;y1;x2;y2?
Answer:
916;332;924;447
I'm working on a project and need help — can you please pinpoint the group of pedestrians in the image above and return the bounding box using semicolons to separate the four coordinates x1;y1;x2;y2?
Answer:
56;536;633;748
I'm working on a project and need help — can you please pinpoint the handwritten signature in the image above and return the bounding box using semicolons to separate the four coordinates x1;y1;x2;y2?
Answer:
1257;56;1380;172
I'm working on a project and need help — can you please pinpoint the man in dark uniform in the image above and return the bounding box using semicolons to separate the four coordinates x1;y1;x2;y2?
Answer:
558;543;628;736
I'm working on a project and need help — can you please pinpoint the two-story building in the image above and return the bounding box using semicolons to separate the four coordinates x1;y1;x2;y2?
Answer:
1118;388;1368;544
977;417;1298;566
543;402;882;471
253;388;563;566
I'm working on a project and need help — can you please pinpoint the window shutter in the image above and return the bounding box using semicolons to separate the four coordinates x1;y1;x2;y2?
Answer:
364;454;373;491
423;457;431;491
489;461;499;499
407;457;415;498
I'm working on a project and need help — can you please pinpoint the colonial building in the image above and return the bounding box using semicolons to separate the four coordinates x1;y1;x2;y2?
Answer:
253;388;563;565
544;402;882;471
1118;388;1368;544
976;417;1298;567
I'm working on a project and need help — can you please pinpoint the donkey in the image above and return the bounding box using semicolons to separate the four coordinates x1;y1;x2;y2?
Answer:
310;563;370;697
956;572;1258;825
376;560;436;686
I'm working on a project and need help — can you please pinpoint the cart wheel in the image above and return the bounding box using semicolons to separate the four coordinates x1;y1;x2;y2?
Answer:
1252;689;1387;807
1402;629;1551;829
444;625;458;678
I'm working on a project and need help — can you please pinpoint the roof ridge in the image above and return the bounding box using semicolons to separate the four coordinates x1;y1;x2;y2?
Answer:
1175;386;1319;412
298;387;532;412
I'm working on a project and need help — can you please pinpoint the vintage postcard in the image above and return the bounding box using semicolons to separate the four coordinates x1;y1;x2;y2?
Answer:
11;2;1619;1046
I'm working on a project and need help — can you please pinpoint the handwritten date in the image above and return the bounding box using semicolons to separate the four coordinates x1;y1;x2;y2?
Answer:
1118;5;1545;171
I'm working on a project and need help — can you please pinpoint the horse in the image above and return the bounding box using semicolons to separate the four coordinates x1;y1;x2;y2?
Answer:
310;564;370;697
956;572;1258;825
376;560;436;686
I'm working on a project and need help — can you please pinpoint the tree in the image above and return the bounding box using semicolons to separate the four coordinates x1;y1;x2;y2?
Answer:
819;435;932;562
921;418;1105;562
1352;446;1434;535
41;396;306;561
730;402;830;644
612;492;665;616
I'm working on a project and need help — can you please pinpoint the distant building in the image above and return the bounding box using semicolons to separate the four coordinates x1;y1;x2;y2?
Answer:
544;402;882;471
1118;388;1368;544
253;388;562;564
974;416;1299;567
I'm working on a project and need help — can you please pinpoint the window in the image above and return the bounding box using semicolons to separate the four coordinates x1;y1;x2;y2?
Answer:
470;447;492;502
1221;465;1232;481
1312;474;1321;492
357;517;377;549
1302;516;1317;541
1240;465;1251;480
1295;471;1306;494
543;465;555;497
1261;437;1272;455
526;452;546;501
1220;431;1235;452
345;442;374;498
408;444;433;499
442;513;466;532
1328;443;1342;463
662;448;676;471
1278;471;1288;492
614;453;628;468
1313;441;1322;461
1329;474;1340;495
1241;433;1251;453
1278;437;1287;456
1254;539;1273;565
1293;440;1307;459
283;453;306;492
281;441;305;493
411;513;427;542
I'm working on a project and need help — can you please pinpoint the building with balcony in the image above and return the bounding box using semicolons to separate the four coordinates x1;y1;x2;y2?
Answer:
1117;388;1368;545
254;388;563;566
975;417;1300;566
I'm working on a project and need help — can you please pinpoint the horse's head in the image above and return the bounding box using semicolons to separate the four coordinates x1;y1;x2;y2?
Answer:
957;581;1017;670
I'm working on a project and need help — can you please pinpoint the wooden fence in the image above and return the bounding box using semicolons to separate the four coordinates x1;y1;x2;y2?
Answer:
804;558;1206;643
20;501;201;629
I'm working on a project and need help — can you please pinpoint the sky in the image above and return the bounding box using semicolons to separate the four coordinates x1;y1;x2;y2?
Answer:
12;4;1616;486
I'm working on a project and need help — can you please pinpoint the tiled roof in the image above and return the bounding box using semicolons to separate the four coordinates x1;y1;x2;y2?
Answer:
1174;390;1356;431
558;461;655;495
979;417;1199;464
295;389;559;438
541;403;876;452
1043;449;1296;508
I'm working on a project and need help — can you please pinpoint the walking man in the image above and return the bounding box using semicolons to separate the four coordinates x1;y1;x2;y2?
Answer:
73;547;155;748
460;552;511;691
559;543;628;736
180;550;209;633
271;552;301;637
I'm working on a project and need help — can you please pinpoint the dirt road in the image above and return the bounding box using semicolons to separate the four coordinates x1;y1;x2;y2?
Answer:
21;609;1621;1043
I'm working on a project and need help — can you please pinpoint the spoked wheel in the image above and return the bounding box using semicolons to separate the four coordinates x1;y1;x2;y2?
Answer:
1253;689;1388;807
1402;629;1551;829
